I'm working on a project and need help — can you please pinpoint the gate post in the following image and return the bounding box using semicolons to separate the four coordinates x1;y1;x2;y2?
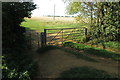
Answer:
37;32;40;47
40;31;47;47
44;29;47;46
40;32;45;47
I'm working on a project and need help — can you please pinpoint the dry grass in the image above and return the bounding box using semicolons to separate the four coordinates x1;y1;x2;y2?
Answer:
31;16;76;23
22;16;86;32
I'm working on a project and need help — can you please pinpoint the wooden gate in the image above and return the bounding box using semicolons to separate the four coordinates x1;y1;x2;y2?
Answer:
42;27;88;46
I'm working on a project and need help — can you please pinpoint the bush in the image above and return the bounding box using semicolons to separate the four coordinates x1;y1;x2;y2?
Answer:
2;2;37;79
2;53;37;79
104;41;120;49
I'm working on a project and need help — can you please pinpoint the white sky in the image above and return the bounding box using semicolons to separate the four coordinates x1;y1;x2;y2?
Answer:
32;0;72;17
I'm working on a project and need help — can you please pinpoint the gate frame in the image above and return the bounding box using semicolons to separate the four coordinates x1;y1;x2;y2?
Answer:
41;27;88;46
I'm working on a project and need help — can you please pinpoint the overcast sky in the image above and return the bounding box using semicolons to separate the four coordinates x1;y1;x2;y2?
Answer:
32;0;72;17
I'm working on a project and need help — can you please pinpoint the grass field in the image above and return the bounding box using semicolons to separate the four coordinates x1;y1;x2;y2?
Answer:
21;16;89;32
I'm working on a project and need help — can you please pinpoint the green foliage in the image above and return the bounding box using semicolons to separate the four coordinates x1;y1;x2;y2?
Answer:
90;2;120;42
2;52;38;79
88;40;120;51
66;2;82;15
2;2;37;79
104;41;120;49
59;66;114;78
65;2;120;42
2;2;36;50
63;42;120;60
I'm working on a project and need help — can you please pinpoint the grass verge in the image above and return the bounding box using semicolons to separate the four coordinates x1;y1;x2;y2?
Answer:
103;41;120;50
88;40;120;52
63;42;120;61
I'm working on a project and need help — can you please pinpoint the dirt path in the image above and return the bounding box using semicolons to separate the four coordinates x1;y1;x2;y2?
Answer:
26;30;119;79
31;49;119;78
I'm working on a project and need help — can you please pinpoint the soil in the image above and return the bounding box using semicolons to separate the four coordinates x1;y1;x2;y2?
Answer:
30;48;119;79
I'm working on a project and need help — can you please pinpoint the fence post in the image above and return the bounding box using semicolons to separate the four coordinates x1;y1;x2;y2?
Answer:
44;29;47;46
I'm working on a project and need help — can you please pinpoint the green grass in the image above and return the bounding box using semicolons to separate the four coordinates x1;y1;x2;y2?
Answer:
63;30;86;42
59;66;115;78
63;42;120;61
21;17;88;33
103;41;120;50
88;40;120;51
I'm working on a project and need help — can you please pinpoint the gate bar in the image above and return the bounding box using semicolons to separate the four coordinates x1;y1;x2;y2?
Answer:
46;28;76;30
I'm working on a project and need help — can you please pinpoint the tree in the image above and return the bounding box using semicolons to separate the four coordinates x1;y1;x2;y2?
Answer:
64;1;120;42
65;2;97;24
91;2;120;42
2;2;37;79
2;2;36;53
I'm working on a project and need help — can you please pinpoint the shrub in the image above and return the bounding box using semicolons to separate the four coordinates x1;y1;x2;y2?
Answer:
2;53;37;79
